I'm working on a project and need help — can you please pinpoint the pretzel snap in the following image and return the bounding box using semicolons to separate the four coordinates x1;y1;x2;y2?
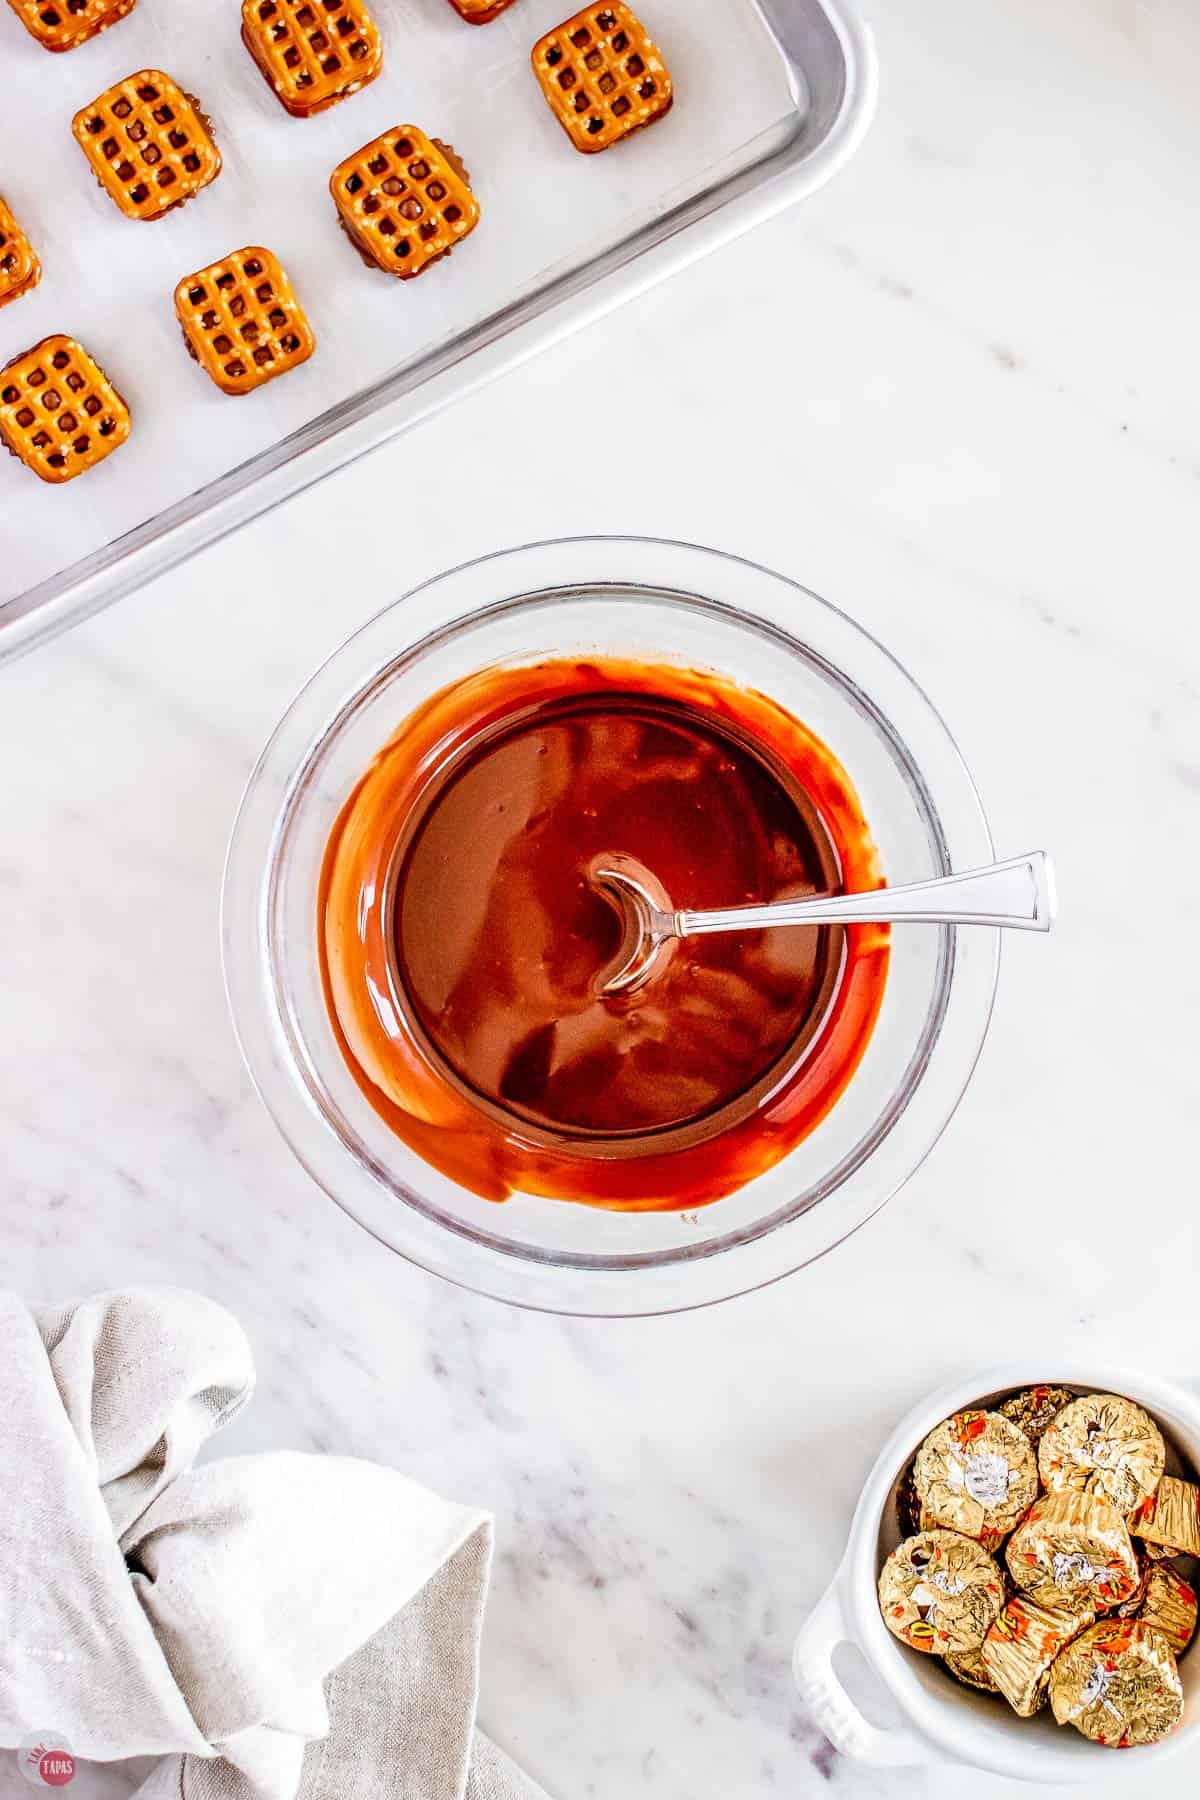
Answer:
176;247;315;396
242;0;382;117
5;0;135;53
331;128;479;280
0;335;130;483
73;72;221;222
532;4;673;154
0;198;41;310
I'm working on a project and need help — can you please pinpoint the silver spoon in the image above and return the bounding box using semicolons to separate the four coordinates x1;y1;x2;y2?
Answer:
592;850;1056;996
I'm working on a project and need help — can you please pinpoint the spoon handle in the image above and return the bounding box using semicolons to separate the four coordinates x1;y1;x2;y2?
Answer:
677;852;1057;938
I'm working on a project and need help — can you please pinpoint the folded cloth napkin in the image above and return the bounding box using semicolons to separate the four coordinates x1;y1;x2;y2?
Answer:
0;1288;547;1800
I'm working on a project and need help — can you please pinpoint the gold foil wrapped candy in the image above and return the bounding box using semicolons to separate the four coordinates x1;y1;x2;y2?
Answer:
944;1644;1001;1695
1131;1474;1200;1558
981;1595;1095;1717
1049;1620;1184;1747
895;1455;923;1538
1136;1564;1199;1656
1006;1489;1139;1610
914;1411;1038;1549
1115;1557;1151;1618
999;1385;1074;1447
1039;1394;1165;1517
878;1387;1196;1754
878;1531;1005;1656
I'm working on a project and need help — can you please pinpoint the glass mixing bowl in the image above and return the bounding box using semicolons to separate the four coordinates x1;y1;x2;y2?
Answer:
222;538;997;1315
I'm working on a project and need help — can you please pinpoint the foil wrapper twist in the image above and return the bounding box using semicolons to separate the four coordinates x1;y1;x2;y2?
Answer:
1006;1488;1139;1610
998;1385;1075;1447
1049;1620;1184;1746
878;1531;1005;1656
1131;1474;1200;1558
914;1411;1038;1549
981;1595;1096;1717
1039;1393;1165;1517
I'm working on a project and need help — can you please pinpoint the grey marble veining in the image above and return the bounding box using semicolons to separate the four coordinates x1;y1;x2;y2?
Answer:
2;1;1199;1796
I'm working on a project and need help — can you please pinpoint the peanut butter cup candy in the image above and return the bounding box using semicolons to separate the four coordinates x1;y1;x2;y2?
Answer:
895;1455;924;1538
999;1384;1074;1447
878;1531;1005;1656
914;1411;1038;1549
1049;1620;1184;1747
1144;1539;1186;1562
944;1643;1002;1694
1133;1563;1199;1656
1114;1554;1152;1618
1039;1393;1165;1517
1006;1489;1140;1611
1131;1474;1200;1558
981;1594;1096;1717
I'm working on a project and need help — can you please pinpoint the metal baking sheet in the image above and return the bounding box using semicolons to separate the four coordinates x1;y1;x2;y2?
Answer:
0;0;875;660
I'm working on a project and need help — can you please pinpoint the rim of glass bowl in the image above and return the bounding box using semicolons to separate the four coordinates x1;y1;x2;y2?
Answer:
222;537;998;1316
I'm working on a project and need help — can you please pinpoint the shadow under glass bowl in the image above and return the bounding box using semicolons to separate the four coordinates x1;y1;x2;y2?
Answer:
221;537;998;1315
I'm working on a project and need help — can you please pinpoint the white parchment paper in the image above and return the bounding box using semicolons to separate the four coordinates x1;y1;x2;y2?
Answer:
0;0;792;601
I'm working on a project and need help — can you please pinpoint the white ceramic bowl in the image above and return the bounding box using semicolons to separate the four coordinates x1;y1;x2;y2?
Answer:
793;1362;1200;1782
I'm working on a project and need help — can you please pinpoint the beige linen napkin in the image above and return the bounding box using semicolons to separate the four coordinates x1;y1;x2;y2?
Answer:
0;1289;546;1800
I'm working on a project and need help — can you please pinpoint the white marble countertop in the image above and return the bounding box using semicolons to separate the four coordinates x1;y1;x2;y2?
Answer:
3;0;1199;1795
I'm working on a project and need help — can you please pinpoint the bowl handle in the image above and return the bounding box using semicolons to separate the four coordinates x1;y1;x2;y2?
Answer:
793;1577;938;1767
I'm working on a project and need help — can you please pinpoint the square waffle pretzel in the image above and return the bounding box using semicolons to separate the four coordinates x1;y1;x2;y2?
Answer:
72;71;221;222
445;0;519;22
175;247;315;396
331;128;480;280
532;4;673;153
0;335;130;483
0;198;41;310
5;0;136;53
241;0;383;118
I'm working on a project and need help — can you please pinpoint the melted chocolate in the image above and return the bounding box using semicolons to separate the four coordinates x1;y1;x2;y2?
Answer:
319;659;890;1210
394;696;843;1137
